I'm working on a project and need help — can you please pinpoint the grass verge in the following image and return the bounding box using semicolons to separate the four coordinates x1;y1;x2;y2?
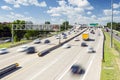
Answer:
0;40;31;48
101;31;120;80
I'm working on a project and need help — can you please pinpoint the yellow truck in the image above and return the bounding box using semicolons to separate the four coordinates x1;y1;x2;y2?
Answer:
82;33;89;41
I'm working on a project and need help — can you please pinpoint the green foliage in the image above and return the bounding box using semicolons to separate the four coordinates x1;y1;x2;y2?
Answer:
45;21;50;24
0;23;12;37
107;22;120;31
13;20;26;42
60;21;71;31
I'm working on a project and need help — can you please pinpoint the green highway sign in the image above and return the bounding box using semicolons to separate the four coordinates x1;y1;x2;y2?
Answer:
90;23;98;26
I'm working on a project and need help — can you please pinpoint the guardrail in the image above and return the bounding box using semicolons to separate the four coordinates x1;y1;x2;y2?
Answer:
38;28;88;57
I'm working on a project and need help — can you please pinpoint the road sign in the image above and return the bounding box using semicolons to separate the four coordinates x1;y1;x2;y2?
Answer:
90;23;98;26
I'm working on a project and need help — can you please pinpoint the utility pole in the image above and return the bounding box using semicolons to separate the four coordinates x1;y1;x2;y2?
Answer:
12;24;14;44
110;0;113;48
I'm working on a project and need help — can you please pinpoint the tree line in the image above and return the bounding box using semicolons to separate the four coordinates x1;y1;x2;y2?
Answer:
0;20;71;42
107;22;120;31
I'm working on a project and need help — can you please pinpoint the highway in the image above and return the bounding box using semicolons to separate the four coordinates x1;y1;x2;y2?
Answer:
0;28;103;80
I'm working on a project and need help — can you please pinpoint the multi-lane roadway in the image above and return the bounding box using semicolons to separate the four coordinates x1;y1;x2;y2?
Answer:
0;28;103;80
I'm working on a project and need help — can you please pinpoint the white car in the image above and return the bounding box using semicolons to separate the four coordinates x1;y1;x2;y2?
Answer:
62;44;71;49
0;48;8;54
33;39;41;44
74;37;80;41
87;46;94;53
17;45;28;52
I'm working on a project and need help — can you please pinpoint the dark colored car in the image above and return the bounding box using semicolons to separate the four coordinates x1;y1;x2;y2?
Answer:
81;42;87;47
70;65;82;74
44;39;50;44
26;47;36;53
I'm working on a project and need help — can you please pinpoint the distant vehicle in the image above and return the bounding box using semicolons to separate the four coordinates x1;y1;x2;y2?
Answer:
62;44;71;49
115;33;118;36
81;42;87;47
70;64;82;74
55;35;61;39
44;39;50;44
33;39;41;44
17;45;28;52
82;33;89;41
63;35;67;39
0;48;8;54
90;30;95;34
87;46;94;53
74;37;80;41
4;39;11;43
26;46;36;53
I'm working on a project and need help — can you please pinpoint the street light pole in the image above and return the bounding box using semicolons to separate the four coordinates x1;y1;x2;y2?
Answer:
110;0;113;48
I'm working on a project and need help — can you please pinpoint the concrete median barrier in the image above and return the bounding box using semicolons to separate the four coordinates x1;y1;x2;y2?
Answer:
38;28;88;57
0;63;19;76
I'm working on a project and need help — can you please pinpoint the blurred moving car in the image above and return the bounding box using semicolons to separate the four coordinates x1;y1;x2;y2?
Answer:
17;45;28;52
62;44;71;49
63;35;67;39
87;46;94;53
44;39;50;44
4;39;11;43
70;64;82;74
74;37;80;41
0;48;8;54
26;46;36;53
81;42;87;47
33;39;41;44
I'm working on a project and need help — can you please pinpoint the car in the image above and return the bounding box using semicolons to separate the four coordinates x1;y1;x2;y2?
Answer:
44;39;50;44
63;35;67;39
74;37;80;41
81;42;87;47
4;39;11;43
17;45;28;52
70;64;82;74
33;39;41;44
87;46;94;53
0;48;8;54
55;35;61;39
26;46;36;53
62;44;71;48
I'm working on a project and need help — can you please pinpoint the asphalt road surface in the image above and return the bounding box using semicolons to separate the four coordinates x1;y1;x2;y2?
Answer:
0;28;103;80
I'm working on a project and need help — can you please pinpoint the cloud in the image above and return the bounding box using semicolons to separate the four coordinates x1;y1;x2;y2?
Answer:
51;13;61;17
113;3;120;9
68;0;94;10
1;5;12;10
87;11;92;15
4;0;47;8
103;9;120;16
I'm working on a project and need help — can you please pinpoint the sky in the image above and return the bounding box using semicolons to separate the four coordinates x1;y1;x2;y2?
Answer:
0;0;120;25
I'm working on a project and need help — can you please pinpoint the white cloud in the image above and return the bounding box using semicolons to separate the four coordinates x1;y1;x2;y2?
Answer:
1;5;12;10
4;0;47;8
51;13;61;17
91;15;96;19
103;9;120;16
68;0;94;10
113;3;120;9
87;11;92;15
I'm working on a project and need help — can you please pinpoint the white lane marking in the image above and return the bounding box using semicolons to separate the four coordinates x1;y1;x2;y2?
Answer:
81;32;102;80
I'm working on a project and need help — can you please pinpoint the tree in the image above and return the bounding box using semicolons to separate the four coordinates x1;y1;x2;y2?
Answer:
45;21;50;24
13;20;26;42
60;21;71;31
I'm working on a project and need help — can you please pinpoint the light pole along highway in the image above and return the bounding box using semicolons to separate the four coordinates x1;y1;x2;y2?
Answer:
110;0;113;48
